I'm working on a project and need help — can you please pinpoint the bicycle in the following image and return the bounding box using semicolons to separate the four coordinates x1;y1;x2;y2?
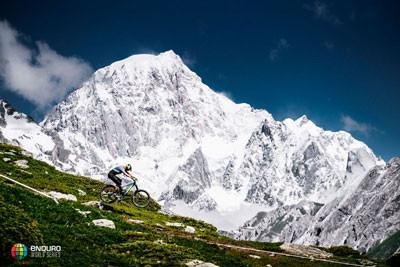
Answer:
99;177;150;208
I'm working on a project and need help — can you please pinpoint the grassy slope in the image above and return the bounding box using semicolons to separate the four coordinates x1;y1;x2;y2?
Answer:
0;144;385;266
368;230;400;260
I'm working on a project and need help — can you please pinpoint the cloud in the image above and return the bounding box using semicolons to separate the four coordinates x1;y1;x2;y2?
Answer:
0;20;93;109
134;47;158;55
341;115;376;136
269;38;290;62
304;1;342;26
219;91;234;101
181;51;196;68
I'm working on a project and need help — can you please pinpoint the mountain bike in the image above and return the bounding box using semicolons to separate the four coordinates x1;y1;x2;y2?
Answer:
100;177;150;208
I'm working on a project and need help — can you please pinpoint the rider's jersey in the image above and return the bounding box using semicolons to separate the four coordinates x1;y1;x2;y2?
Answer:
111;166;125;175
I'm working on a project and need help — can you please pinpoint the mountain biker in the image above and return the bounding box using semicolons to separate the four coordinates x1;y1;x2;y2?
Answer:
108;164;135;193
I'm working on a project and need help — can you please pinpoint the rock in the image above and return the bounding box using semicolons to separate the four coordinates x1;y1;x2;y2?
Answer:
280;244;332;259
153;239;165;244
154;223;165;231
249;255;261;259
165;222;184;227
21;150;33;157
186;259;219;267
4;151;15;155
47;191;77;201
127;219;144;224
184;226;196;233
92;219;115;229
158;206;175;216
18;169;32;175
14;159;29;169
3;157;11;162
75;209;91;217
82;200;104;209
77;189;86;196
266;265;272;267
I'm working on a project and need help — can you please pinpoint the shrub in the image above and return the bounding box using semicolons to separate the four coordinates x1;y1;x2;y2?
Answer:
326;246;361;258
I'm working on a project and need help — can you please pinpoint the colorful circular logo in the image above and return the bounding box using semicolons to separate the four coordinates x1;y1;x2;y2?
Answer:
11;243;28;260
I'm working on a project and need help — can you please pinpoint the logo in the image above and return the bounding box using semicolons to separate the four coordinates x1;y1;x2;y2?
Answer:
11;243;28;260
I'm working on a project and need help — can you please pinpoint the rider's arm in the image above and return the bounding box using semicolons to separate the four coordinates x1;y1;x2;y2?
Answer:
122;170;135;179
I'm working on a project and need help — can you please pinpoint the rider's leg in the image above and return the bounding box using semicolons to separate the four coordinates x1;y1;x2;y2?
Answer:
108;172;123;193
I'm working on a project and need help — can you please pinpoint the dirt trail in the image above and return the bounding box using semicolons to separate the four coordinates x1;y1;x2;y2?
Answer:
209;241;373;267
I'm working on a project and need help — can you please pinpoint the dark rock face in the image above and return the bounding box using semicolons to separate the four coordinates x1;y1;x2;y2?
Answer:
0;100;8;127
167;148;212;205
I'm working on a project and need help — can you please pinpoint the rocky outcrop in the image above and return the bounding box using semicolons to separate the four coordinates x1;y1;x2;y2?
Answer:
234;158;400;252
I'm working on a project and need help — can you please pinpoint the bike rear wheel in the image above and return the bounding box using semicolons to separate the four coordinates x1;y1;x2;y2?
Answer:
132;189;150;208
100;185;119;203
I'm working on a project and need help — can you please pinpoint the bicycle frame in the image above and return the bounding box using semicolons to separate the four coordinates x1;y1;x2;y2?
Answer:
121;179;138;196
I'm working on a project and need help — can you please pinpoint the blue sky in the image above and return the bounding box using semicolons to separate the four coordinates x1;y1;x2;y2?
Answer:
0;0;399;160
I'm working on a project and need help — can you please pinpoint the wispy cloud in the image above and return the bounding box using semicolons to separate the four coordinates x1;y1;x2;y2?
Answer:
269;38;290;62
219;91;235;101
181;51;196;68
304;1;342;26
134;47;158;55
341;115;376;136
0;20;93;109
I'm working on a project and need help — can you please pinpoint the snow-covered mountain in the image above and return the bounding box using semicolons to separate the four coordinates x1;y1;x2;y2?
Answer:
2;50;398;252
235;157;400;252
41;51;269;196
0;99;54;162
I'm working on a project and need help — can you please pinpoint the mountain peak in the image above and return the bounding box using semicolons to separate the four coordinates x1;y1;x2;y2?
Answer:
106;50;185;71
159;49;179;58
296;115;309;125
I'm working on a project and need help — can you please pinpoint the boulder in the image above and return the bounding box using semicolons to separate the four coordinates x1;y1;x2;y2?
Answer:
127;219;144;224
14;159;29;169
92;219;115;229
77;189;86;196
75;209;91;217
249;255;261;259
82;201;103;209
186;260;219;267
21;150;33;157
165;222;184;227
48;191;77;201
184;226;196;233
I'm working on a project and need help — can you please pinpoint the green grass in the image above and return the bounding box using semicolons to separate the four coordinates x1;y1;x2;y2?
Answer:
0;143;388;266
368;230;400;260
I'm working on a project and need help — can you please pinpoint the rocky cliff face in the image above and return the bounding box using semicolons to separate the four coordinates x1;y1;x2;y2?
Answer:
235;158;400;252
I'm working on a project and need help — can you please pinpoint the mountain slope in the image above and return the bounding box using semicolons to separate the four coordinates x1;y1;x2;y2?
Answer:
235;157;400;252
1;143;372;267
38;51;386;233
0;99;54;162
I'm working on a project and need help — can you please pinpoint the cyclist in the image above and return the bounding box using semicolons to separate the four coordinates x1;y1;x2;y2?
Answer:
108;164;135;193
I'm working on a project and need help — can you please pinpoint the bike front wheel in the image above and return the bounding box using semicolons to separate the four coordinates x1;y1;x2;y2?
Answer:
100;185;119;204
132;189;150;208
